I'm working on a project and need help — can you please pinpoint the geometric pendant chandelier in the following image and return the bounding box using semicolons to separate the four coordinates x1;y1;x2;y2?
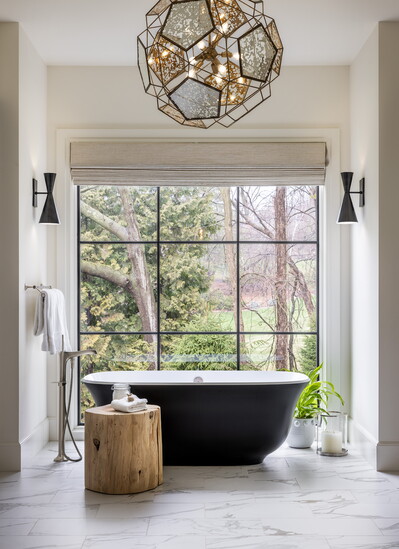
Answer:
137;0;283;128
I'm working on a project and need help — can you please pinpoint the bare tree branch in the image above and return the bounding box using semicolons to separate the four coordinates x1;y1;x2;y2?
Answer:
81;201;128;241
81;260;133;291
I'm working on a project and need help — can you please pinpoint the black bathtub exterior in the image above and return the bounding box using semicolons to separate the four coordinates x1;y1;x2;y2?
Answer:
83;377;307;465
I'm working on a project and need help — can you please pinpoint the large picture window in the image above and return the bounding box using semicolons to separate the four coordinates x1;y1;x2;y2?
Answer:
78;185;319;418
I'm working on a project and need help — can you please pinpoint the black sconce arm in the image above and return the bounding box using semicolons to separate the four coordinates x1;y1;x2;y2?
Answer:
348;177;365;207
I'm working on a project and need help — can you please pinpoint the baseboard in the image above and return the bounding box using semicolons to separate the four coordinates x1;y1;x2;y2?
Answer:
0;442;21;472
349;417;377;469
377;441;399;471
20;418;49;468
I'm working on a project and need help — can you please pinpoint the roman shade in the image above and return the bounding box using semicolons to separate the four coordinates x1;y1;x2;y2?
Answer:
70;141;327;186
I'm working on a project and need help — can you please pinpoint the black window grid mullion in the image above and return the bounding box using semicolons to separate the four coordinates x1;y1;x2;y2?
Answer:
156;187;161;370
236;187;240;370
77;187;82;422
78;184;320;407
80;331;318;336
316;186;320;367
79;240;317;245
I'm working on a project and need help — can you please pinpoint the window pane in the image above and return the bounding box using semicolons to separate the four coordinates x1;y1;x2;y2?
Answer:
239;186;317;241
241;333;317;373
160;187;236;241
81;243;157;332
80;334;157;420
160;243;236;332
160;334;237;370
80;185;157;241
240;243;317;332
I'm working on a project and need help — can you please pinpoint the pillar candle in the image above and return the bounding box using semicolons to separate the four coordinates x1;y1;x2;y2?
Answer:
321;430;342;453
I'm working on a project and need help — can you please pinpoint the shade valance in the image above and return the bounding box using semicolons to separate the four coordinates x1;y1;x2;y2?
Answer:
70;141;327;186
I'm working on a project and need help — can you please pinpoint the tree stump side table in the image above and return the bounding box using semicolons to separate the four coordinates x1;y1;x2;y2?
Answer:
84;404;163;494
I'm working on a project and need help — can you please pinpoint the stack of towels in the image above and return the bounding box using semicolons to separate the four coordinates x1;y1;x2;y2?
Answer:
111;393;148;413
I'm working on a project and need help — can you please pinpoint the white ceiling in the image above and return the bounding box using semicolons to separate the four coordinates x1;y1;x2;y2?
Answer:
1;0;399;66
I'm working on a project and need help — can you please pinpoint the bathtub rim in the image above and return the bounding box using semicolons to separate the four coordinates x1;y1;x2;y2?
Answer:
82;370;310;386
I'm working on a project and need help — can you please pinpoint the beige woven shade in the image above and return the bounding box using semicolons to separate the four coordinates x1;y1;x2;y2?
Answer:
70;141;327;186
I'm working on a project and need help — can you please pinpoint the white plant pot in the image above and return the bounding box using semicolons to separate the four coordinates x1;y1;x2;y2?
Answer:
286;418;316;448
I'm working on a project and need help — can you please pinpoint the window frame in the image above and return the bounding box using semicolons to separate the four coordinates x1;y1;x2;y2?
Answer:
53;128;344;440
77;185;319;411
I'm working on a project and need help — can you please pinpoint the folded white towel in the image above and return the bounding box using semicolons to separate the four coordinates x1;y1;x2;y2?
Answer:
111;394;148;413
33;289;72;355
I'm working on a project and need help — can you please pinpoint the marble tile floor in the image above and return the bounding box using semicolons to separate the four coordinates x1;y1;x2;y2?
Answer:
0;442;399;549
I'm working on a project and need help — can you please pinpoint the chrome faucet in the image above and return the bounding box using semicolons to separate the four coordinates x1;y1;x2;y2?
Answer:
54;348;97;463
63;349;97;361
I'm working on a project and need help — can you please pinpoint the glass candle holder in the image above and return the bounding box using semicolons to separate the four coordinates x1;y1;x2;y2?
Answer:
316;411;348;456
111;383;131;401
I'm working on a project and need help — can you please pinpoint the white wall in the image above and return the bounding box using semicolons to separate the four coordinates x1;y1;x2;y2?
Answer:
47;64;351;434
378;22;399;469
0;23;21;471
0;23;48;471
18;27;49;465
47;65;350;167
350;22;399;470
349;26;379;457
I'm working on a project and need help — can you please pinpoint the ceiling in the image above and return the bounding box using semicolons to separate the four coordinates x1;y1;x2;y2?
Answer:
0;0;399;66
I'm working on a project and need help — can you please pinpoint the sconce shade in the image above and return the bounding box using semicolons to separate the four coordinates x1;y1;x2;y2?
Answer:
337;171;358;224
44;172;56;193
337;192;358;224
39;194;59;224
38;173;59;225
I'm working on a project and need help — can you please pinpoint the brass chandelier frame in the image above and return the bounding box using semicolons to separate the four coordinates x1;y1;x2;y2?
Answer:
137;0;283;128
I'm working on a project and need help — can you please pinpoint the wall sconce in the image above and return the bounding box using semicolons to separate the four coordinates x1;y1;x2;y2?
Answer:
32;173;60;225
337;172;365;224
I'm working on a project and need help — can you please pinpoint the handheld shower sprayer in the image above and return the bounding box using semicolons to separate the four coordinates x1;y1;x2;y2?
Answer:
54;348;97;463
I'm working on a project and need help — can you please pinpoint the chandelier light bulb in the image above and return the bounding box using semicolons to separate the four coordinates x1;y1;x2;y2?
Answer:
137;0;283;128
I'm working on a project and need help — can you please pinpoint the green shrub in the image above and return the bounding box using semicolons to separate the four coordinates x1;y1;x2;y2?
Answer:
165;317;236;370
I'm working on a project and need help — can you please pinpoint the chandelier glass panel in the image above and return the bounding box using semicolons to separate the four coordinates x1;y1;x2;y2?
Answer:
137;0;283;128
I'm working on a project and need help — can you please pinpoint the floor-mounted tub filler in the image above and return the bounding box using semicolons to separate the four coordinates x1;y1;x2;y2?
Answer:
83;370;309;465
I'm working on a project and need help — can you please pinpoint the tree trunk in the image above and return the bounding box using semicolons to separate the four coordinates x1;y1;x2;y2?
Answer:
274;187;289;370
221;188;246;366
118;188;157;345
288;270;300;371
287;257;315;316
221;189;244;333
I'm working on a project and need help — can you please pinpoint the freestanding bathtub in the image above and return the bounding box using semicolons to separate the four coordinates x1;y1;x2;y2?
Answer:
82;370;308;465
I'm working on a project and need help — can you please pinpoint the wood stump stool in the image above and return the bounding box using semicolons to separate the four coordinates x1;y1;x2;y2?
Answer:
84;405;163;494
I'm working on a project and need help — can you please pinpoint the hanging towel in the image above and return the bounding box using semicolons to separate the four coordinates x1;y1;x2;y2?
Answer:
33;289;72;354
111;394;148;413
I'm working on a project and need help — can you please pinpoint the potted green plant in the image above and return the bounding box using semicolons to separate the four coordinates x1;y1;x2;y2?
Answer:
286;364;344;449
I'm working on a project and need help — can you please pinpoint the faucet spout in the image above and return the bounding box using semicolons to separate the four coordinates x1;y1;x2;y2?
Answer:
63;349;97;361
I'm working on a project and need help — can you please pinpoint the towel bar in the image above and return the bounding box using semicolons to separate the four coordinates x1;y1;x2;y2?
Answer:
24;284;52;291
24;284;52;299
